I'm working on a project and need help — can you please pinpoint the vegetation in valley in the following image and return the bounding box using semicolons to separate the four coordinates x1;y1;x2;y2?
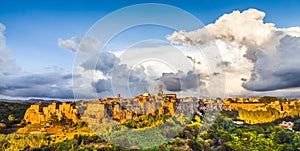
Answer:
121;114;171;129
1;114;300;151
0;97;300;150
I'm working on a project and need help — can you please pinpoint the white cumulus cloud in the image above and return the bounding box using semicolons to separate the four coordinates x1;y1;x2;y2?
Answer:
167;8;300;96
58;36;81;52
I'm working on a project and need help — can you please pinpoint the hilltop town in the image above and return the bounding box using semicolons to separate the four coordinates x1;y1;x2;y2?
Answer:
23;84;218;125
1;86;300;150
22;85;300;125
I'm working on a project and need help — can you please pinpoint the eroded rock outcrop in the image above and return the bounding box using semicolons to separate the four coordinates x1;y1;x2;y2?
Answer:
24;101;80;124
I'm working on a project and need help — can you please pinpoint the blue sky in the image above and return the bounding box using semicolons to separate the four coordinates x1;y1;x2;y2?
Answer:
1;0;300;72
1;0;300;99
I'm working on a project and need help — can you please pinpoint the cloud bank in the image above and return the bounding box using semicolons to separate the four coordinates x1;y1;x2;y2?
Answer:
167;8;300;93
1;73;73;98
60;35;208;98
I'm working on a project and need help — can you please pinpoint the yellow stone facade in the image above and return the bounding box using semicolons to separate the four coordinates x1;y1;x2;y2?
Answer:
24;101;80;124
223;98;300;124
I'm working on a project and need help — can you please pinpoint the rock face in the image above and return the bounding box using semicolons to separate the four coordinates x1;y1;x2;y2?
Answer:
23;101;80;124
223;98;300;124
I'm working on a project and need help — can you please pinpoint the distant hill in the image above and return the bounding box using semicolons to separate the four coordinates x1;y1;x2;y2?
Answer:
0;99;23;103
25;98;59;104
0;98;59;104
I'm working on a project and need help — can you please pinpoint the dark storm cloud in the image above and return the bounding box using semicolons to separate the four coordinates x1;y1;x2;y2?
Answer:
59;35;153;98
160;70;205;91
93;79;112;94
243;35;300;91
0;73;74;98
81;52;119;74
82;52;150;97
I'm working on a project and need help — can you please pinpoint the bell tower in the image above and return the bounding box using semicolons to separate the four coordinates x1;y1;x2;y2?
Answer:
158;84;163;97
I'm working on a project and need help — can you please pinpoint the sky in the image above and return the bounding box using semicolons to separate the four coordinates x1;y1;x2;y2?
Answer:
0;0;300;100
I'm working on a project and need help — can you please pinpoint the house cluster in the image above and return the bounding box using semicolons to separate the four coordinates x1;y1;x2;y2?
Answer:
223;98;260;104
24;101;80;124
23;84;230;125
223;97;300;112
80;85;225;124
80;84;181;123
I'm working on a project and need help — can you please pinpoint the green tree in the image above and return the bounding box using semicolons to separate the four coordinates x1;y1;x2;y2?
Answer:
293;119;300;131
8;114;15;122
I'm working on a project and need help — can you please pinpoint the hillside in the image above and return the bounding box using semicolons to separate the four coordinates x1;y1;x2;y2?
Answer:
0;101;32;124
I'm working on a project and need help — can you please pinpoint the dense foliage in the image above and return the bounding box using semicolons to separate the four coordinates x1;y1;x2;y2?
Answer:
121;114;171;129
1;100;300;150
1;113;299;151
0;101;31;124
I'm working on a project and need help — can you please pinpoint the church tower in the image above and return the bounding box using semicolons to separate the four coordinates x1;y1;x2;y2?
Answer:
158;84;163;97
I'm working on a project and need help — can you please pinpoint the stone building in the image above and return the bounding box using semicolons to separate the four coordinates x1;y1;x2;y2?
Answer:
80;84;179;123
24;84;207;125
24;101;80;124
